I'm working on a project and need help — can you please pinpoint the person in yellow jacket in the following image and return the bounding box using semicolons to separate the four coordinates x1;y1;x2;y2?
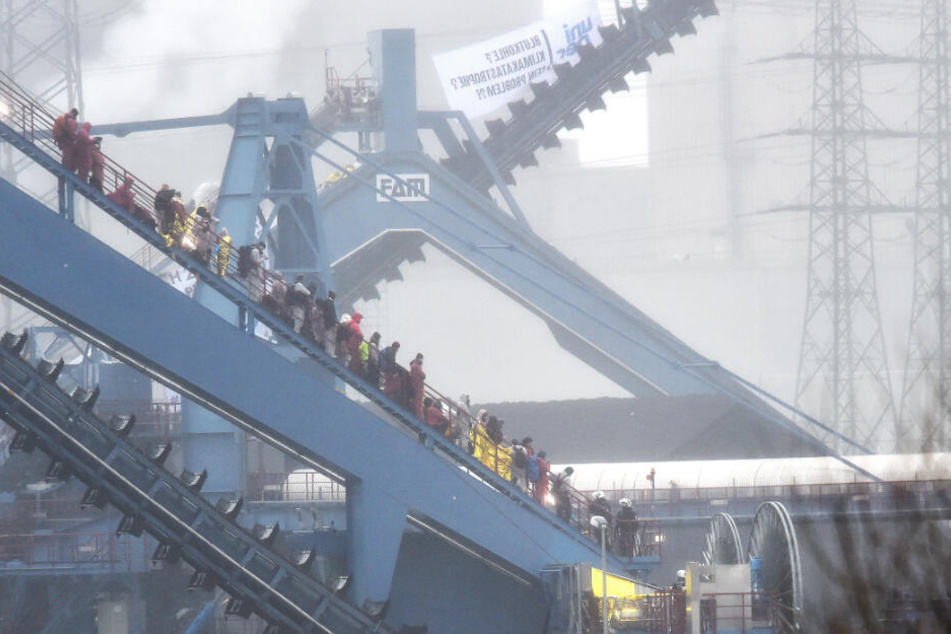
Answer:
358;339;370;377
181;205;208;253
166;192;187;247
215;228;232;276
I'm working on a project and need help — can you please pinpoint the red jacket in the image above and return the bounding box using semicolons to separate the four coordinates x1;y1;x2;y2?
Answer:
90;144;105;182
58;116;80;169
536;457;551;491
425;405;449;432
347;313;364;354
410;360;425;394
75;122;94;177
107;177;136;212
52;113;77;149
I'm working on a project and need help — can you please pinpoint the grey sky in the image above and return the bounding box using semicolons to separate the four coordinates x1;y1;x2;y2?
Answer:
65;1;929;417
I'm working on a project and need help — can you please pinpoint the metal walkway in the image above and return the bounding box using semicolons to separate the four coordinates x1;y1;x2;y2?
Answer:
0;74;625;609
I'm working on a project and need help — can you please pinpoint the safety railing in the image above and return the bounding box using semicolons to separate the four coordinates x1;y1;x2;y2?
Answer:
93;399;182;437
324;65;380;124
696;591;778;634
0;530;154;573
0;70;615;554
245;471;347;503
0;497;95;524
610;517;664;559
0;69;159;218
643;590;686;634
597;478;951;517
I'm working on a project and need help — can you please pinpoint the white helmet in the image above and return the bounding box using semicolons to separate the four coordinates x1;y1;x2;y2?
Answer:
677;569;686;581
619;498;632;508
594;490;605;500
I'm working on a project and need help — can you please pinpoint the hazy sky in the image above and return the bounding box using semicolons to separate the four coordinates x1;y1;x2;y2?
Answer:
74;0;652;404
40;0;930;419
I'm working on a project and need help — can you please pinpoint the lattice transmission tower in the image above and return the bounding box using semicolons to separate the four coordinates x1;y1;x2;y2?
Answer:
794;0;897;452
0;0;84;152
0;0;83;327
900;0;951;452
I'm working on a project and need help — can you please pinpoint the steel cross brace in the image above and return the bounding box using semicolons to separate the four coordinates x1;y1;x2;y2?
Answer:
306;129;873;465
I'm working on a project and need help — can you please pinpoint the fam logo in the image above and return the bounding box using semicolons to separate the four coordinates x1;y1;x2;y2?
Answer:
376;173;430;203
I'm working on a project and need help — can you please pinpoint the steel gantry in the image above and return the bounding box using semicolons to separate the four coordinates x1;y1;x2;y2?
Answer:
0;92;631;632
0;1;886;630
310;10;866;459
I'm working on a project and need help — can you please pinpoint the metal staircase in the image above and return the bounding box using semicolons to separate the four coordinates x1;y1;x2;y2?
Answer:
0;330;391;634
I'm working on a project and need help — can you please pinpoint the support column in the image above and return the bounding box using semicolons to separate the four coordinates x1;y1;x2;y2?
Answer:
346;480;409;614
368;29;418;153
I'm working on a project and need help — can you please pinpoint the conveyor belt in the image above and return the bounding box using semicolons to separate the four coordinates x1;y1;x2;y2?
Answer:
0;331;391;634
0;88;622;588
0;104;567;530
445;0;718;189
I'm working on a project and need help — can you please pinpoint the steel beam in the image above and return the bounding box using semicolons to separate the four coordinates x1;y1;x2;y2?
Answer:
0;175;619;605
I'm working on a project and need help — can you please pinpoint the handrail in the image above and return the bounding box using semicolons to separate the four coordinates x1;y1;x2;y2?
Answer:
589;478;951;516
0;71;612;554
0;530;154;571
0;68;159;215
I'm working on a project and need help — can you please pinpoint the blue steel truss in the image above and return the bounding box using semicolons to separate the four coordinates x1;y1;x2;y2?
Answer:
300;14;881;466
0;2;887;628
0;111;625;615
309;6;800;407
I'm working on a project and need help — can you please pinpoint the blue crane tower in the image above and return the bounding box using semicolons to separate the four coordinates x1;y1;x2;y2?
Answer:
0;1;872;631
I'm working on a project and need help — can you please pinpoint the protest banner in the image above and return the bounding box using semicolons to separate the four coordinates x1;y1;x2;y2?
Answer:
433;1;603;120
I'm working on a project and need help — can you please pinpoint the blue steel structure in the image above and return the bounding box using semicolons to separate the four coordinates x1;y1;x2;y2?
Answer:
0;1;888;631
0;330;396;634
186;94;334;498
306;8;872;464
0;170;620;630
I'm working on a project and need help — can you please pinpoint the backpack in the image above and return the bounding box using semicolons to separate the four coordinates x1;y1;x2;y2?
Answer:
513;446;527;469
526;455;540;483
52;115;69;147
154;188;174;212
336;322;350;343
285;287;301;308
236;245;255;279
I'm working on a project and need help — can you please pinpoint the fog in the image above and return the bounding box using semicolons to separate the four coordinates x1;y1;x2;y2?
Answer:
4;1;934;445
0;3;944;631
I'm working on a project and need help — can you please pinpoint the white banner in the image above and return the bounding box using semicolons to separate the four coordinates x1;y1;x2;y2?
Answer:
433;1;603;120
